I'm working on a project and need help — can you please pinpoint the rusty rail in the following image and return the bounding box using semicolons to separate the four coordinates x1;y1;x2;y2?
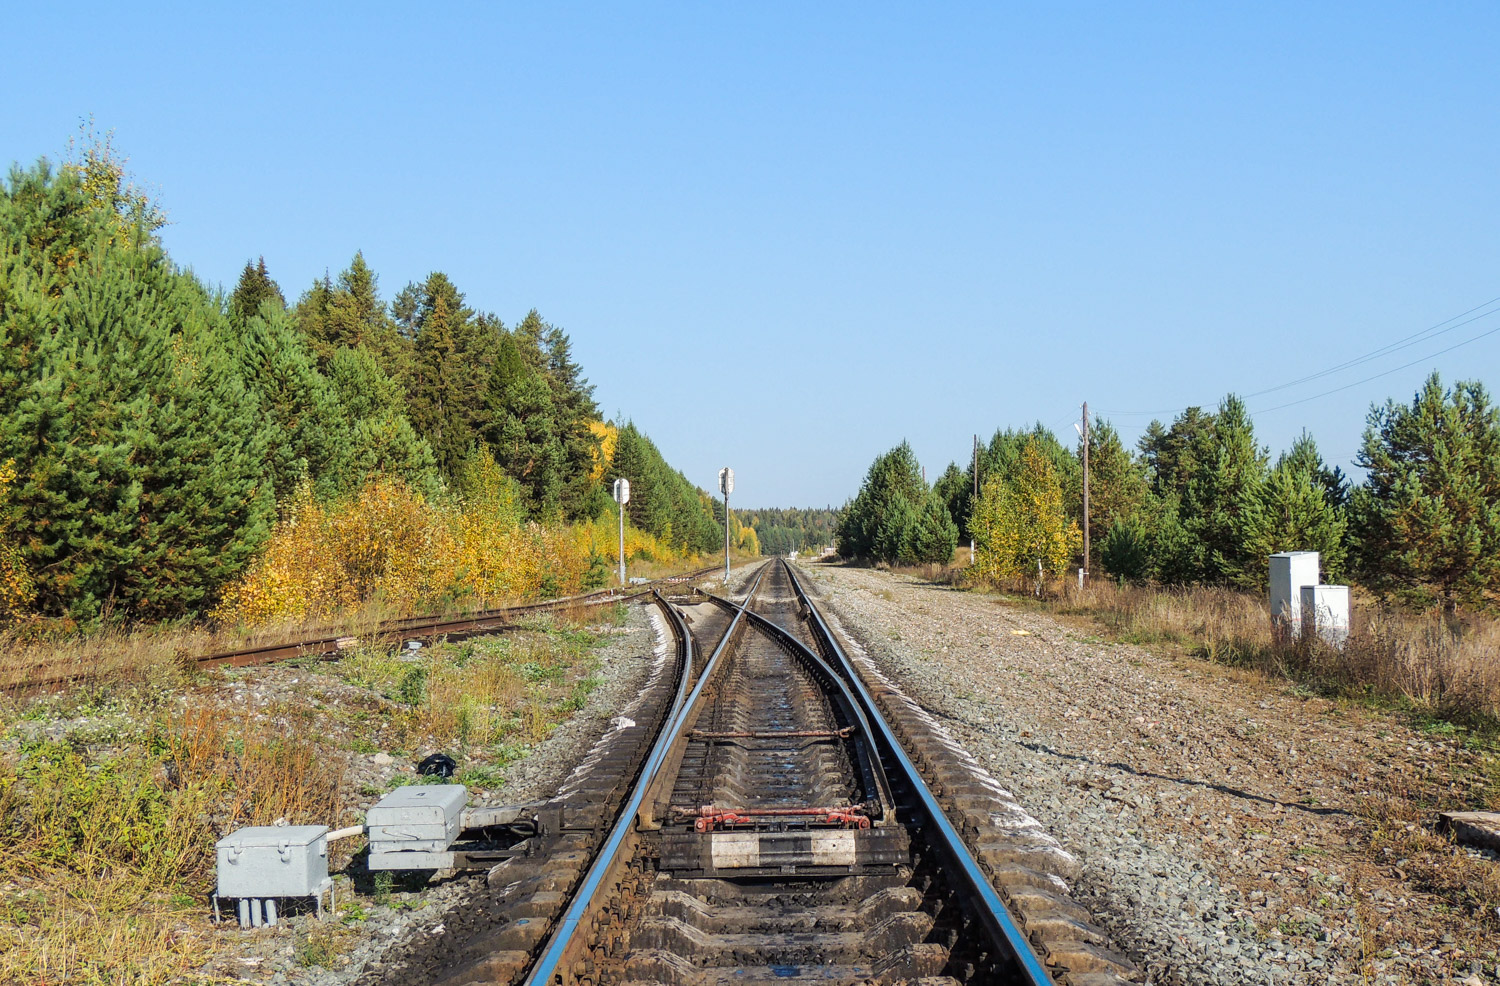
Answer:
2;565;720;694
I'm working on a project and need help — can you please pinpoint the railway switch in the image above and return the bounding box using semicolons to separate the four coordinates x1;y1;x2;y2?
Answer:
366;783;468;870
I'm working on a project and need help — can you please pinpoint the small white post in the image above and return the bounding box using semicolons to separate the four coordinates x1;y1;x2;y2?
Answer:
719;467;734;584
613;478;630;586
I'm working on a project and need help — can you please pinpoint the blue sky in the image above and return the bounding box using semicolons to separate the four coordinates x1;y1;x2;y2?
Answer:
6;3;1499;508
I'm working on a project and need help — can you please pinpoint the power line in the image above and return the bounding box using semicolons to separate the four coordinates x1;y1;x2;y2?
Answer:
1096;293;1500;421
1241;295;1500;399
1252;321;1500;414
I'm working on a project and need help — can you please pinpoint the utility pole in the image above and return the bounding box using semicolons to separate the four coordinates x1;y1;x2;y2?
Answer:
1081;402;1090;586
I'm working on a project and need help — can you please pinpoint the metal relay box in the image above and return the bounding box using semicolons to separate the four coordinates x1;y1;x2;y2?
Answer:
366;784;467;851
216;825;330;899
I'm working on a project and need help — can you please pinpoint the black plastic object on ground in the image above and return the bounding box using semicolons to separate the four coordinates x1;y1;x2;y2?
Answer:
417;753;457;778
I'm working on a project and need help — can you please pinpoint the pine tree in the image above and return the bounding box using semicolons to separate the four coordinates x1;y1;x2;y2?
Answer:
0;171;275;619
1140;406;1217;500
121;312;275;617
1081;418;1149;571
1352;373;1500;611
1100;515;1153;583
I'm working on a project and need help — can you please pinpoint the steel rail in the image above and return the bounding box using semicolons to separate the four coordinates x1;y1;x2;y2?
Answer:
698;584;897;826
521;564;770;986
2;565;721;693
782;560;1053;985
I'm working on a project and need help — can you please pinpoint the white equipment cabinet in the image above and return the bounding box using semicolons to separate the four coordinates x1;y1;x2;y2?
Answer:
215;824;332;927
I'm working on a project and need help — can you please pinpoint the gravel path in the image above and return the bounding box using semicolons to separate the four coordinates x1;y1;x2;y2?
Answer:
800;563;1496;986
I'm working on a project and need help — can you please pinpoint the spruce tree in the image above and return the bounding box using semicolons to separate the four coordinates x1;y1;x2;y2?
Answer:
483;336;565;516
1233;460;1347;586
228;257;286;327
834;442;939;562
327;344;439;497
1277;430;1349;510
403;273;493;478
932;462;971;539
407;291;468;475
233;306;349;500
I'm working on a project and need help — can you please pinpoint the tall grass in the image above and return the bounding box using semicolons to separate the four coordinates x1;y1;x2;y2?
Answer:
0;702;349;985
1051;580;1500;726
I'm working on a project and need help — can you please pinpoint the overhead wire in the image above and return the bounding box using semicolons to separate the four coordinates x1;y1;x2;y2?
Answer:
1252;321;1500;414
1094;294;1500;422
1240;295;1500;399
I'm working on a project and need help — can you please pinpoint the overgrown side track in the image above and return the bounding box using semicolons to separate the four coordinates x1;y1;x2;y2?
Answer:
2;566;720;694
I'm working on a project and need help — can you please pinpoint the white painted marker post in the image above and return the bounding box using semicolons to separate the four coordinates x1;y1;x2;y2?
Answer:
718;467;734;583
613;478;630;586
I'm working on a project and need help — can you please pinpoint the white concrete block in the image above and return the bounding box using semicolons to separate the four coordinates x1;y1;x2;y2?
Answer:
1300;584;1351;649
1269;551;1319;636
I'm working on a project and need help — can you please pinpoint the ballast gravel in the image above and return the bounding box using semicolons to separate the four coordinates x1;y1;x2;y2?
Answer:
211;601;662;986
799;563;1497;986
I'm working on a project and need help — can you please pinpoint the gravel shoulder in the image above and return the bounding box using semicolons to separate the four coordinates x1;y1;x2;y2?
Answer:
801;562;1498;986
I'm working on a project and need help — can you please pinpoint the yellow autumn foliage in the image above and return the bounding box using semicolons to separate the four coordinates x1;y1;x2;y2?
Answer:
971;438;1081;593
214;446;700;629
587;420;619;482
0;460;34;623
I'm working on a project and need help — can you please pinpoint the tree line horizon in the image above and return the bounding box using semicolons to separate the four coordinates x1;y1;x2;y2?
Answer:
836;380;1500;613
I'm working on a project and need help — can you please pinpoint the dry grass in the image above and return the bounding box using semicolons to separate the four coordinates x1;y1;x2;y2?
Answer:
1047;580;1500;727
0;592;622;984
0;694;349;985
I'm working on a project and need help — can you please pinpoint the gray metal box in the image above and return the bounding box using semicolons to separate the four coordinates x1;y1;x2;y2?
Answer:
216;825;329;898
366;784;467;846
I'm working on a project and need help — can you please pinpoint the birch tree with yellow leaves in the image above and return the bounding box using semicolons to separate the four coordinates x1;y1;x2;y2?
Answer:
971;437;1081;595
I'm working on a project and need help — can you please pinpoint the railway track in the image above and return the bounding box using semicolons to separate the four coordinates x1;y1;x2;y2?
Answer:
1;566;720;694
382;559;1134;986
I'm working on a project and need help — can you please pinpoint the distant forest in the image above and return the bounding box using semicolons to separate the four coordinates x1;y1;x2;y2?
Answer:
740;508;840;556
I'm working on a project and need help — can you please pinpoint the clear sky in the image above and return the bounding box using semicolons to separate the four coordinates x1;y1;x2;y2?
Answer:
6;3;1499;508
